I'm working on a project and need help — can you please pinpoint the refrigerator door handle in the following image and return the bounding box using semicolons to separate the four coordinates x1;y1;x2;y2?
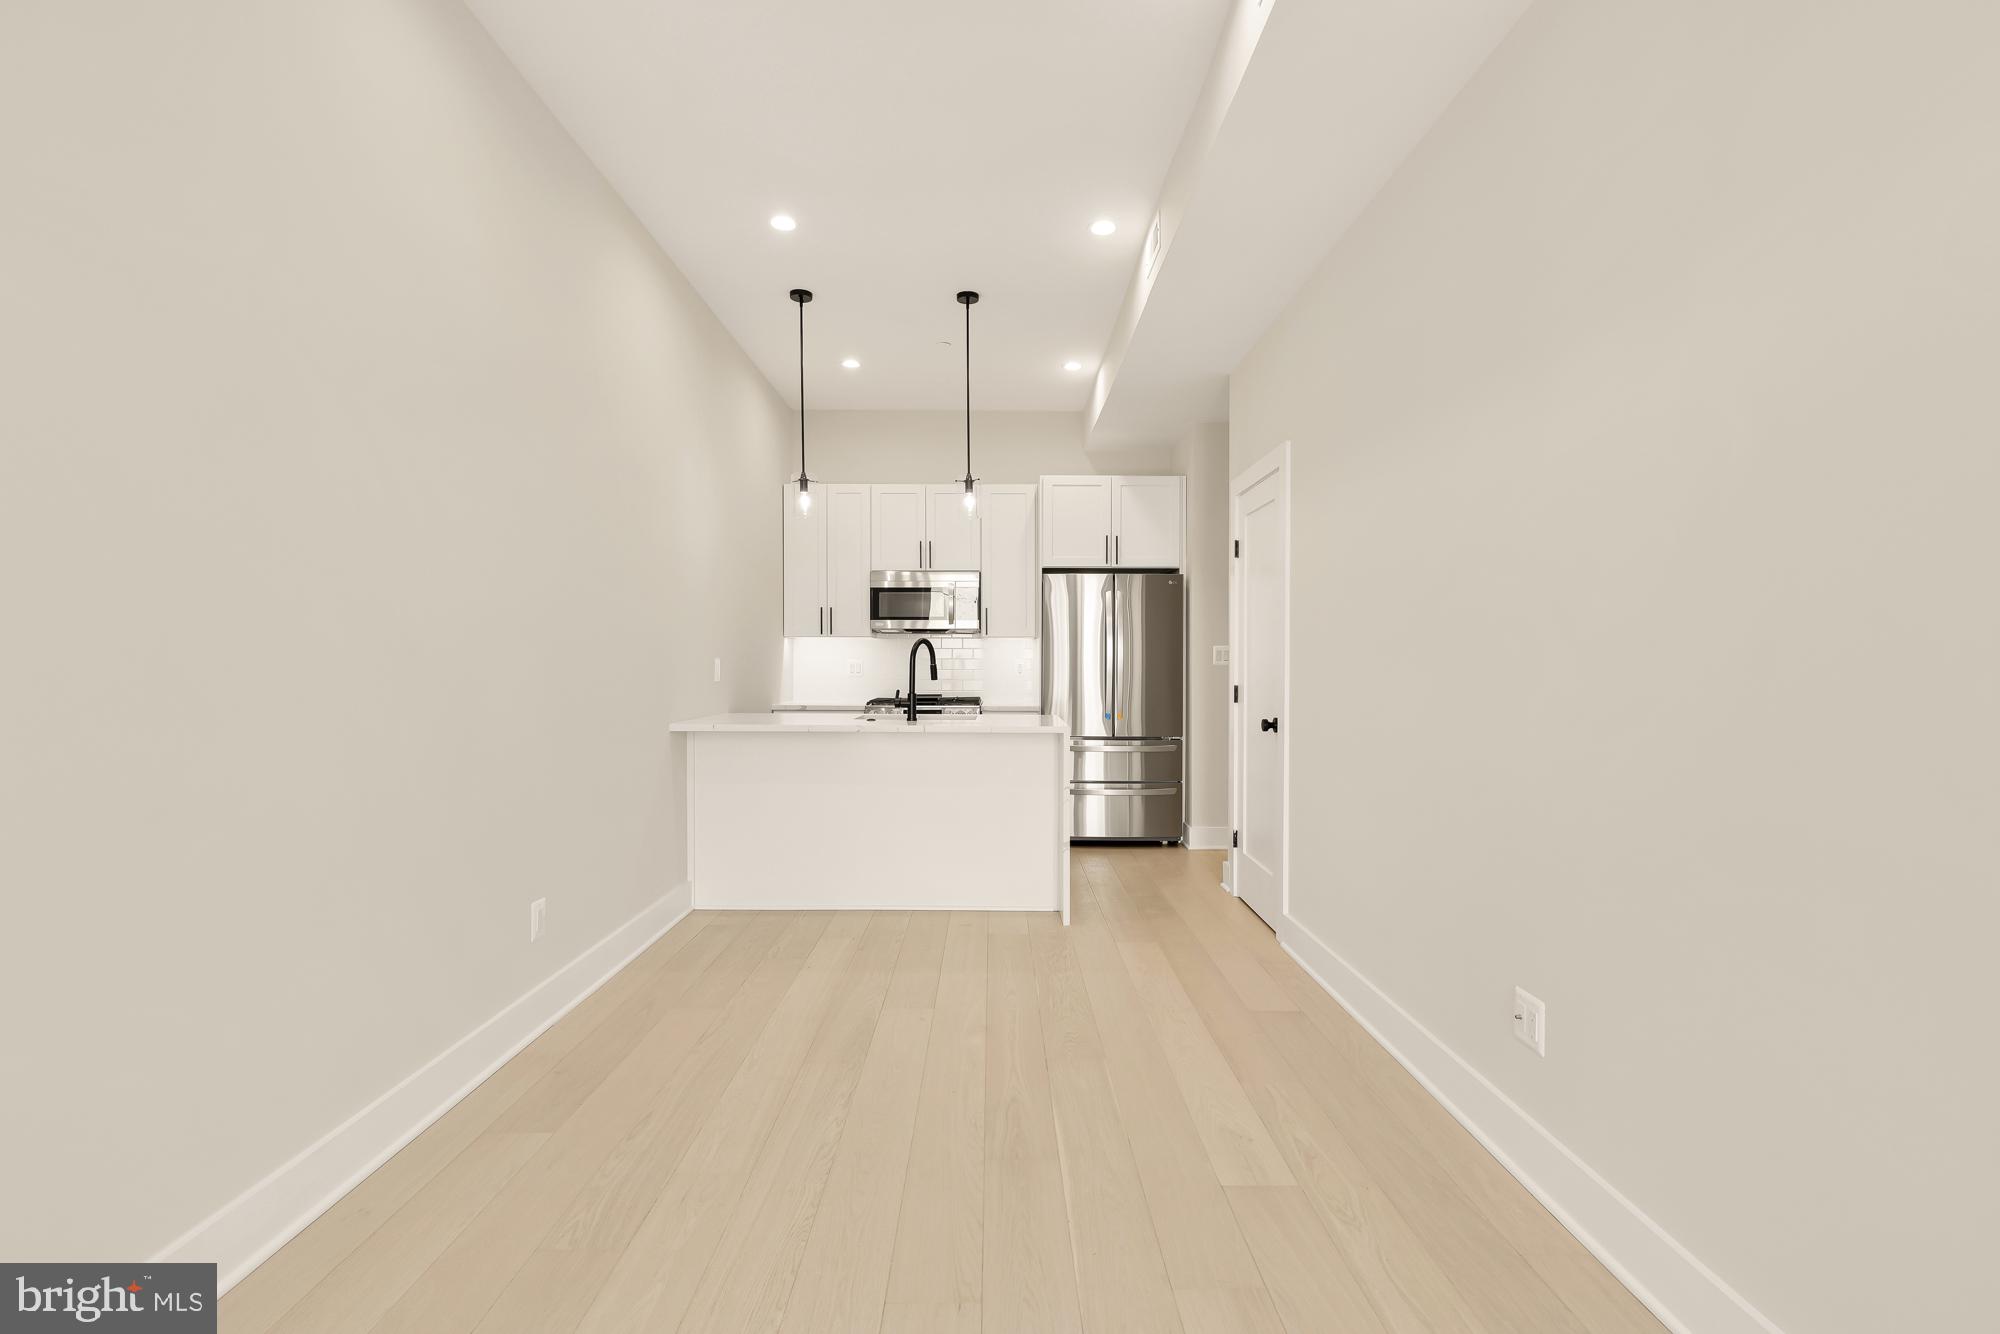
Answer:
1102;578;1115;732
1112;574;1127;735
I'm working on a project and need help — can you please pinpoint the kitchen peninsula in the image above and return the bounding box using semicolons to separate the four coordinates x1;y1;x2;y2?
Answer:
669;709;1072;921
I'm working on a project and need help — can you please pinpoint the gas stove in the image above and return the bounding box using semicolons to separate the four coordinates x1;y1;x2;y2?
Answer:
861;692;983;718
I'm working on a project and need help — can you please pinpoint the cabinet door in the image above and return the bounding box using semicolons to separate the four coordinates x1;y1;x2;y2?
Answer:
978;484;1038;637
822;484;871;636
925;484;981;570
782;483;825;636
871;484;927;569
1112;475;1183;569
1040;476;1114;567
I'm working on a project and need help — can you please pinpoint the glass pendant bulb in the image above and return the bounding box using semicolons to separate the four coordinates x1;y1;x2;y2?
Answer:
961;478;977;513
796;477;811;514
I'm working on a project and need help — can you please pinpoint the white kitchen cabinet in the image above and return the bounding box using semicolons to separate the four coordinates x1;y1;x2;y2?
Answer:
823;484;871;636
925;484;981;570
1111;475;1184;569
978;483;1038;637
1040;476;1114;566
870;484;926;570
783;482;871;636
871;482;982;570
1037;475;1184;570
782;485;824;637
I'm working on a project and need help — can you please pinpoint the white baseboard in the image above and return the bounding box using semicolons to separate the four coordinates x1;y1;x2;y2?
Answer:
693;899;1060;913
156;884;693;1293
1278;917;1784;1334
1182;824;1231;850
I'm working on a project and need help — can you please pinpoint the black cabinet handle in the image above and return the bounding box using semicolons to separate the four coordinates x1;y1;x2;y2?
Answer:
1260;717;1279;733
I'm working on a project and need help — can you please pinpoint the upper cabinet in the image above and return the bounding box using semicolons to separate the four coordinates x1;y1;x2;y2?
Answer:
871;483;980;570
823;484;871;636
870;484;926;570
978;484;1037;637
1110;476;1184;568
783;482;870;636
785;476;1181;639
1041;476;1114;566
782;484;825;638
1037;475;1184;570
925;485;980;570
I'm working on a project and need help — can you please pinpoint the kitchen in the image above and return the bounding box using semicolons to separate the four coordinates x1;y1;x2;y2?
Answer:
671;294;1199;919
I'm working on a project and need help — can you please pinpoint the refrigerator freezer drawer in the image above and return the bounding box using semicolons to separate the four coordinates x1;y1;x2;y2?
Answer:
1070;783;1183;841
1069;737;1183;784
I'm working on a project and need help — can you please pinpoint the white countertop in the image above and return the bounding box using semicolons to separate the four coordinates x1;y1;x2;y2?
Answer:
671;711;1067;735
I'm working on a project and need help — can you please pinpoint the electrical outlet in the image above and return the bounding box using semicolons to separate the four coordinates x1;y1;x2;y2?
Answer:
530;897;547;943
1212;645;1230;666
712;657;722;683
1513;987;1546;1056
847;661;862;676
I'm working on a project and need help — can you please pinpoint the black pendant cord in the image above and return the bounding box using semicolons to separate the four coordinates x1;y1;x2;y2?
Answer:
956;290;979;488
798;297;806;479
789;288;812;488
963;299;971;479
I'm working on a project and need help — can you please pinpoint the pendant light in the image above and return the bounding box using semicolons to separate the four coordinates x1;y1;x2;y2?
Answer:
956;290;979;512
790;287;813;514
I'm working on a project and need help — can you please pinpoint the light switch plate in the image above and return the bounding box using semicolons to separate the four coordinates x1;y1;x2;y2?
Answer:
1212;645;1230;666
1513;986;1546;1056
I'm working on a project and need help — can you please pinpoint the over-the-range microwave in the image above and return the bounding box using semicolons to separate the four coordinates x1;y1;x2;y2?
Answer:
869;569;981;634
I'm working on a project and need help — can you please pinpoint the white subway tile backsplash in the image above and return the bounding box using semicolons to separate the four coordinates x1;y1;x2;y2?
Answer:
782;635;1040;708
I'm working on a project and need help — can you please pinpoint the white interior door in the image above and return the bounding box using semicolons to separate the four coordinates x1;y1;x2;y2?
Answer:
924;484;980;570
822;484;871;637
1112;475;1184;568
782;483;825;637
978;484;1037;637
1233;447;1288;928
871;484;926;569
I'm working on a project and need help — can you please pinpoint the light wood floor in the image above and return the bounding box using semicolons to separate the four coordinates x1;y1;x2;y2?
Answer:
222;848;1666;1334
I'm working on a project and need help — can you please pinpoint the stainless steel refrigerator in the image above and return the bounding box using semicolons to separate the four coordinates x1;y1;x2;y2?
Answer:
1042;572;1184;841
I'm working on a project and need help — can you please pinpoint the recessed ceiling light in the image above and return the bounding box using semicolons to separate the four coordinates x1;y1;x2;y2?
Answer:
840;357;860;370
1089;218;1116;237
770;214;797;232
1063;360;1085;372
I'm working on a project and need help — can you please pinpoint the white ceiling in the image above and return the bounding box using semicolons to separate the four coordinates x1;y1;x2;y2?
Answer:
1087;0;1533;452
465;0;1233;411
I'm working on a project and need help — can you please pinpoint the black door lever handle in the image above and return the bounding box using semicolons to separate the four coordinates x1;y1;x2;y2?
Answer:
1260;717;1278;733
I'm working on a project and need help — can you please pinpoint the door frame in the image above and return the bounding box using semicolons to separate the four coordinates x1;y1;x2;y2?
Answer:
1228;441;1291;924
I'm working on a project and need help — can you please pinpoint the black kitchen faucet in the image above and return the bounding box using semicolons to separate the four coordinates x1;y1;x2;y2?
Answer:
906;638;937;723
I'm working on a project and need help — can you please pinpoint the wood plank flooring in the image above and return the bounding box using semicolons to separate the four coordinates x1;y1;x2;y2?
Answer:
222;848;1666;1334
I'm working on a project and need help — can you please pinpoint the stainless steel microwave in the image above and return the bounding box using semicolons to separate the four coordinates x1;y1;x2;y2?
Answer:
869;569;980;634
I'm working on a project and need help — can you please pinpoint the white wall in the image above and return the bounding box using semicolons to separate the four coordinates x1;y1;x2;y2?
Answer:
1229;3;1998;1332
798;409;1173;483
1175;422;1231;842
0;0;787;1262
